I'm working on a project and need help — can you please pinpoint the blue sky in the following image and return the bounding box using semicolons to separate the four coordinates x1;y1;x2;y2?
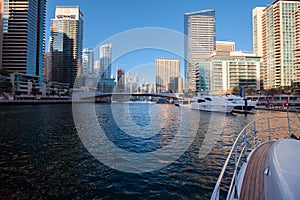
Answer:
46;0;273;83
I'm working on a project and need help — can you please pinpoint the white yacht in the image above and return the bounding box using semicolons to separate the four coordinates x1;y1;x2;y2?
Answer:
174;98;195;107
224;95;258;114
211;114;300;200
191;95;236;113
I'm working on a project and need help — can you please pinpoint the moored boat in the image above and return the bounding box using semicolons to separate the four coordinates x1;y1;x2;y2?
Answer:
174;98;195;107
224;95;257;114
191;95;236;113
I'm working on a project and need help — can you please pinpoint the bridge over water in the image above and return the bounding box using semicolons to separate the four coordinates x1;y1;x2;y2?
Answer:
80;92;178;102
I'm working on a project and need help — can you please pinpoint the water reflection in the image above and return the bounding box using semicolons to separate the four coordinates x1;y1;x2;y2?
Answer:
0;104;298;199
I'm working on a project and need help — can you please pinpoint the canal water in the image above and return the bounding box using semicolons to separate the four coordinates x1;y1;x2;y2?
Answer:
0;104;297;199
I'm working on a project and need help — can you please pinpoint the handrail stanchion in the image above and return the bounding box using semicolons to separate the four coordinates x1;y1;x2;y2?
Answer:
267;118;271;140
244;129;247;153
234;145;238;199
253;121;257;144
287;116;291;135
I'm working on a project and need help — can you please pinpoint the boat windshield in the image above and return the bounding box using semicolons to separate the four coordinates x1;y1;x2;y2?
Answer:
198;99;206;103
204;97;212;101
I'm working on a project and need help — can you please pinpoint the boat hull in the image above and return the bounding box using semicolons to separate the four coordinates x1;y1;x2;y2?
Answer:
191;102;234;113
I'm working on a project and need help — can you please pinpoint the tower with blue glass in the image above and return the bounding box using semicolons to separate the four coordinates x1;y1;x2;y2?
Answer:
1;0;47;77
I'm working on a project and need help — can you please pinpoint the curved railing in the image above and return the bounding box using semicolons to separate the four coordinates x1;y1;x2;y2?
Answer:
210;115;299;200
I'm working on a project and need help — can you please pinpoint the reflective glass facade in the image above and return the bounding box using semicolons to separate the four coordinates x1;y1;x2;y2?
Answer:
50;6;84;87
82;48;94;75
184;10;216;93
99;43;112;79
1;0;47;77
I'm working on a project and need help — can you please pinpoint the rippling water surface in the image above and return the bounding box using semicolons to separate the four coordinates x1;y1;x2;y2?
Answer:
0;104;298;199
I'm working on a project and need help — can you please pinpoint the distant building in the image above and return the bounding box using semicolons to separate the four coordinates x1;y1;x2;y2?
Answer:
125;72;132;93
43;52;52;81
94;60;100;75
1;0;47;76
96;44;115;92
184;10;216;93
81;75;99;90
209;51;261;93
156;58;180;93
98;78;115;93
0;1;3;68
116;68;125;93
252;7;265;57
133;74;139;93
99;43;112;79
141;82;154;93
82;48;94;75
216;41;235;56
50;6;84;88
175;77;184;93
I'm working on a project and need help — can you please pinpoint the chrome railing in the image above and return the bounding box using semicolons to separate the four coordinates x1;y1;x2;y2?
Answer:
210;115;299;200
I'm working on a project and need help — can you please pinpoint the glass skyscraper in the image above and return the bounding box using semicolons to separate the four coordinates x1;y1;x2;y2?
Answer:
82;48;94;75
1;0;47;77
50;6;84;87
184;10;216;93
99;43;112;79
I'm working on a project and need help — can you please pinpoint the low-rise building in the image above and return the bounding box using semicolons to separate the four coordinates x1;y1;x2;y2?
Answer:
209;51;261;93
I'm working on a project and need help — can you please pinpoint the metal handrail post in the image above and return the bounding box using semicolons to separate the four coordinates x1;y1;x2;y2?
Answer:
253;121;256;135
243;129;247;158
287;116;291;135
234;145;238;199
267;118;271;140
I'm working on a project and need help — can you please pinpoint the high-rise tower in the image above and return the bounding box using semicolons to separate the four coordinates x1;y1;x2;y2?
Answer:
294;5;300;85
99;43;112;79
184;10;216;93
252;7;265;57
82;48;94;75
116;68;125;93
1;0;47;76
156;58;180;93
261;0;300;88
50;6;84;87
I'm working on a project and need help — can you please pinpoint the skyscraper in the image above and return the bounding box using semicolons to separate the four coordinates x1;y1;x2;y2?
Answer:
43;52;52;81
156;58;180;93
252;7;265;57
99;43;112;79
1;0;47;76
82;48;94;75
260;0;300;89
50;6;84;87
0;1;3;67
184;10;216;93
294;5;300;85
116;68;125;93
